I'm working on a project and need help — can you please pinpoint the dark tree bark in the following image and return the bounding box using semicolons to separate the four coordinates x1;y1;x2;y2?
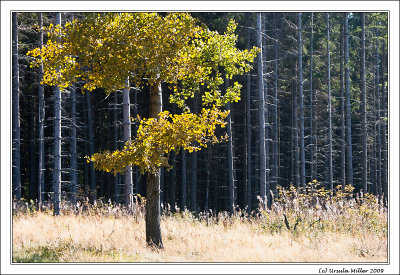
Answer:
145;81;163;248
12;12;21;200
190;94;198;212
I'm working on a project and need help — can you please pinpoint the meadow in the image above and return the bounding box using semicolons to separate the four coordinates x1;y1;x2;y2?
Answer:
12;183;387;263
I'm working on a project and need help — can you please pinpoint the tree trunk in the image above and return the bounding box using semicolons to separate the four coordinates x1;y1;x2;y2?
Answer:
53;12;62;215
181;149;187;210
122;78;133;209
381;40;387;204
340;18;346;190
309;12;315;181
113;91;120;203
226;80;235;214
246;26;252;213
327;13;333;192
37;13;45;206
298;13;306;189
190;93;198;212
293;75;300;189
375;30;382;201
344;12;354;187
70;84;77;205
86;89;96;203
272;13;279;192
12;12;21;200
361;13;368;193
170;152;176;211
146;81;163;248
257;13;266;208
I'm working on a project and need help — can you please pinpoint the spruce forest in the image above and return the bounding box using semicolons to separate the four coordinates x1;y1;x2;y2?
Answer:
12;12;388;263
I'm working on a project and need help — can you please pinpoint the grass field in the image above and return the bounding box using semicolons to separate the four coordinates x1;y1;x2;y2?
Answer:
12;184;387;263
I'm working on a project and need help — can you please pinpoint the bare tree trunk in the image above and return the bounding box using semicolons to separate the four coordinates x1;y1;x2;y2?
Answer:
381;40;387;205
344;12;354;187
37;13;45;206
257;13;266;208
298;13;306;189
12;12;21;200
86;89;96;203
190;93;198;212
361;13;368;194
113;92;120;203
272;13;280;192
181;149;187;210
309;12;316;181
293;76;300;189
226;80;235;214
122;78;133;209
70;83;77;205
170;152;176;211
327;13;333;192
340;18;346;190
53;13;62;215
246;27;252;213
375;30;382;201
146;81;163;248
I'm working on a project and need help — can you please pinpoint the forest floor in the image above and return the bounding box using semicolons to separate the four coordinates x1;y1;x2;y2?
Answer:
12;198;387;263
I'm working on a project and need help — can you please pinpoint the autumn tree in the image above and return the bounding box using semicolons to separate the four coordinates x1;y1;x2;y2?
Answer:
29;12;258;248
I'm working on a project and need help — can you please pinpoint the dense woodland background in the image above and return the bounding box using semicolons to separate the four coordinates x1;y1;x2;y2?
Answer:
12;12;388;213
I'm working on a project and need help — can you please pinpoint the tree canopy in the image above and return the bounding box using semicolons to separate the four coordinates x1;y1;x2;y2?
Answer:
28;12;258;174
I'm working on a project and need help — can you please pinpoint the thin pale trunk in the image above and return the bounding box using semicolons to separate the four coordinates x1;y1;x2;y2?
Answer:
181;149;187;210
37;13;45;206
70;84;77;205
146;81;163;248
257;13;266;208
361;13;368;193
246;27;252;213
86;90;96;203
381;40;387;205
263;14;270;208
294;77;300;189
170;152;176;211
122;78;133;208
327;13;333;192
12;12;21;200
340;18;346;190
272;13;279;191
344;12;354;187
190;94;198;212
298;13;306;189
113;92;120;203
310;12;315;181
53;13;62;215
375;30;382;201
226;79;235;214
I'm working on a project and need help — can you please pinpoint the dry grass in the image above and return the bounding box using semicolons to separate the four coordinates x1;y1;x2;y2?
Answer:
12;207;387;262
